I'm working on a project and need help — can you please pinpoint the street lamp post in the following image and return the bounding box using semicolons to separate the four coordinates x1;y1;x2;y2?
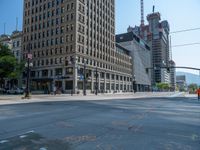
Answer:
25;60;30;98
24;48;33;99
68;55;79;95
83;59;86;96
95;67;98;95
133;75;136;93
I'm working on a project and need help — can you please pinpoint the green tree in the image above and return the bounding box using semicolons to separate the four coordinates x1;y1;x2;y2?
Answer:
156;83;170;91
188;83;198;94
0;44;13;57
0;44;24;86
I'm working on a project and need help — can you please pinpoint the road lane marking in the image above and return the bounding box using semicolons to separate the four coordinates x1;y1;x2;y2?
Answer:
168;133;199;141
40;148;47;150
0;140;9;144
25;130;35;134
191;134;199;141
20;135;28;139
168;92;185;98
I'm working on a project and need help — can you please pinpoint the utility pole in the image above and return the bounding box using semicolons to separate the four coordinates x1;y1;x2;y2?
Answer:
25;55;30;98
3;23;6;35
16;17;18;31
83;59;86;96
25;43;32;99
95;67;98;95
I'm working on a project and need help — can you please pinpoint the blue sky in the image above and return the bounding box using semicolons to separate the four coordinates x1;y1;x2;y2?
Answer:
0;0;200;74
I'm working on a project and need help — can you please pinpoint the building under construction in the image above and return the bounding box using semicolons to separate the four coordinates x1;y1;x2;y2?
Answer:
128;1;171;87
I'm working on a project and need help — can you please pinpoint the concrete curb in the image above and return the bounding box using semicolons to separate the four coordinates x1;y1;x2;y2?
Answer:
0;92;182;106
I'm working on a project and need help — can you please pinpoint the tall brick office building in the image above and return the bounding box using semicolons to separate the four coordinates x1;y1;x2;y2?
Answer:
22;0;132;94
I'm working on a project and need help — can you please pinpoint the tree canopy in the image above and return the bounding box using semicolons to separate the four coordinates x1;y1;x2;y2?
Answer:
188;83;198;93
0;44;24;82
156;83;170;91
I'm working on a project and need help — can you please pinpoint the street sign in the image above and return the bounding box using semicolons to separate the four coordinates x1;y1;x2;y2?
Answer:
80;75;84;81
27;53;33;59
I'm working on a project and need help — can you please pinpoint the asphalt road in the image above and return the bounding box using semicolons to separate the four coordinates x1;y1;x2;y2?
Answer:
0;96;199;150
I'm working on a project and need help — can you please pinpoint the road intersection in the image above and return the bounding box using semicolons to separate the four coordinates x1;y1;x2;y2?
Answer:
0;92;199;150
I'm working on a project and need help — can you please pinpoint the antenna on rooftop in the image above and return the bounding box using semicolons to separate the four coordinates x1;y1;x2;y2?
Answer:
153;5;155;13
3;23;6;35
16;17;18;31
152;0;155;13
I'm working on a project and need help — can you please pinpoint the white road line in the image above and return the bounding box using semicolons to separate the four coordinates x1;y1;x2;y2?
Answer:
25;130;35;134
0;140;9;144
40;148;47;150
168;92;184;98
0;130;35;141
20;135;27;139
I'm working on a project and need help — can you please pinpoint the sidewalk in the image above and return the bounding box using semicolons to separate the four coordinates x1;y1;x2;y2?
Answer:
0;92;183;106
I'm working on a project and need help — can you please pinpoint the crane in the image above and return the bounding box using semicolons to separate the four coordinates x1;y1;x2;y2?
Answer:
141;0;156;26
140;0;144;26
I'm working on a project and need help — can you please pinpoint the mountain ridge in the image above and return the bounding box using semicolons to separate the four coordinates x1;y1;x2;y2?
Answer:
176;72;200;85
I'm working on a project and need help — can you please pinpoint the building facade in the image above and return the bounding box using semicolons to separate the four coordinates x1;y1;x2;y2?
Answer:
0;31;23;62
176;75;187;91
116;32;151;92
0;34;12;49
10;31;23;63
169;60;176;91
128;12;171;86
22;0;132;94
0;34;12;89
11;31;23;88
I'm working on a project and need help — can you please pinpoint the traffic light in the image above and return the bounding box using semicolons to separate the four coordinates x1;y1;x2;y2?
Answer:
146;68;149;74
167;67;170;73
65;60;68;66
70;56;74;63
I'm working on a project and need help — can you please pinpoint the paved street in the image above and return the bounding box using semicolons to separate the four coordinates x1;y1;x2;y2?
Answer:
0;95;199;150
0;92;182;105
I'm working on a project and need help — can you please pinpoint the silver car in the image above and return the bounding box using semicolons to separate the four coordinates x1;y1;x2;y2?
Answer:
7;88;24;94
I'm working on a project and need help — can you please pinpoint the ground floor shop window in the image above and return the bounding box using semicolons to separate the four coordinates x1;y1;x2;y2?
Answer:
100;83;104;91
111;83;115;90
124;85;127;91
86;82;91;90
116;84;119;90
55;81;62;88
106;83;110;90
120;84;123;90
78;81;83;90
31;80;52;94
65;81;73;90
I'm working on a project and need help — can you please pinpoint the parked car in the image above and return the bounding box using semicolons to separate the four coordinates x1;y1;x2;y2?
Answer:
0;88;6;94
7;88;24;94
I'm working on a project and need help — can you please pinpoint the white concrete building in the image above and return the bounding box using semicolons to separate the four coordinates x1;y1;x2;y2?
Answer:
116;32;152;92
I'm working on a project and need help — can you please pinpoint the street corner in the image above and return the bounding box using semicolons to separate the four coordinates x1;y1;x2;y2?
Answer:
0;131;72;150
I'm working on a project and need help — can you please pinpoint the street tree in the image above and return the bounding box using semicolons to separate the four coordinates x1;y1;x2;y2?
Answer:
0;44;24;87
188;83;198;94
156;83;170;91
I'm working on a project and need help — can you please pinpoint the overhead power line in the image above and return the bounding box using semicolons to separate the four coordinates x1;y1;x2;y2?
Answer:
170;27;200;34
172;42;200;48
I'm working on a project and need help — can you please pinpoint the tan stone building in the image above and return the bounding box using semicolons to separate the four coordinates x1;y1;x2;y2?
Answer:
0;31;23;89
11;31;23;63
0;34;12;49
22;0;132;94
